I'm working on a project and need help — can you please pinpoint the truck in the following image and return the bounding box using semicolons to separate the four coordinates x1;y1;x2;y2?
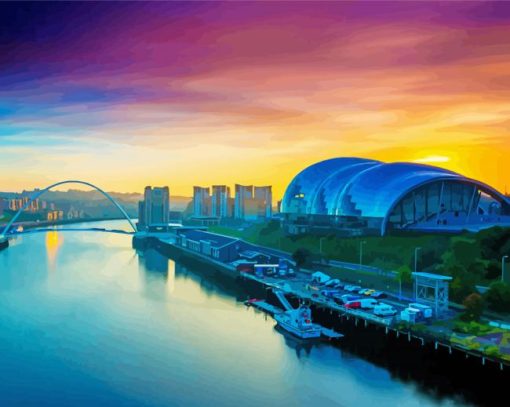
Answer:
408;303;433;319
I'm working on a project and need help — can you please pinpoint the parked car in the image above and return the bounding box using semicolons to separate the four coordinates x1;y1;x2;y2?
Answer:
359;298;378;309
335;294;361;304
344;301;361;309
321;289;340;298
370;291;387;299
344;285;362;292
373;303;397;317
324;278;340;287
363;289;376;296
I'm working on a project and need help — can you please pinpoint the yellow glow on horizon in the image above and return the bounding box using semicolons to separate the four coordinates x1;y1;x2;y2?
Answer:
413;155;451;164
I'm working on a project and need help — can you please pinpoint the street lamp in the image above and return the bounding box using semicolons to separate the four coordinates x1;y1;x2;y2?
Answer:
414;247;421;273
359;241;367;268
502;255;509;283
319;237;326;255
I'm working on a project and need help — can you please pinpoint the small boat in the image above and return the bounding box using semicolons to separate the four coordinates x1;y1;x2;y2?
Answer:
274;304;322;339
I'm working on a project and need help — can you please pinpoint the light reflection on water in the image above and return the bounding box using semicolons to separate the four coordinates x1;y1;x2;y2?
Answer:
0;220;469;407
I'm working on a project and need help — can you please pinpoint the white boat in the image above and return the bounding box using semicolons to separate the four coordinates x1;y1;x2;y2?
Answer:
274;305;322;339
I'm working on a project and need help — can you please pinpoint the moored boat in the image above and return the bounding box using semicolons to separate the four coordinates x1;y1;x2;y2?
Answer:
274;304;322;339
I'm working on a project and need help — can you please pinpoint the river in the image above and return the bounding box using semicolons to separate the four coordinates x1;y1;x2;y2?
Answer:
0;220;474;406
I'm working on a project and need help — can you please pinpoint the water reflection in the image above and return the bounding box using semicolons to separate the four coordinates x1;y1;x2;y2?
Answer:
45;230;62;271
137;248;174;300
274;325;315;359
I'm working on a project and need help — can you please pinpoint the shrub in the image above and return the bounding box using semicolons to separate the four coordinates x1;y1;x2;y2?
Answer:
292;247;312;269
467;342;481;351
484;345;501;358
461;293;484;322
484;282;510;313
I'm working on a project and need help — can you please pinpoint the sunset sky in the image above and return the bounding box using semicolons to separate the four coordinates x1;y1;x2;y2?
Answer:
1;1;509;198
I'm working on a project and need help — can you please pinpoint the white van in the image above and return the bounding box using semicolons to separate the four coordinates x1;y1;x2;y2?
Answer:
359;298;378;309
373;303;397;317
409;303;433;319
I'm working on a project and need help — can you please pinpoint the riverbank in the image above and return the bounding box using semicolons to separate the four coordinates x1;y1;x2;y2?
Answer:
136;232;510;374
133;234;510;406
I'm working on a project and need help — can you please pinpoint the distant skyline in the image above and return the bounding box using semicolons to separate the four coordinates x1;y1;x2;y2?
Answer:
1;2;510;199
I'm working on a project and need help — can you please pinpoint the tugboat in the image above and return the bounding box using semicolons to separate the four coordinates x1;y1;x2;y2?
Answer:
274;304;322;339
245;290;343;340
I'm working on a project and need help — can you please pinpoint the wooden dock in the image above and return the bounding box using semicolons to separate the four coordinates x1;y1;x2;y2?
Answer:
246;300;283;315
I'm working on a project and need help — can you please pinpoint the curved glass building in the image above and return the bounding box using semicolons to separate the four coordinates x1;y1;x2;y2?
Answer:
281;157;510;236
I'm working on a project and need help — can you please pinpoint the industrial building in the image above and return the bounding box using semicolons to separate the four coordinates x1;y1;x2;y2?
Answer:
281;157;510;236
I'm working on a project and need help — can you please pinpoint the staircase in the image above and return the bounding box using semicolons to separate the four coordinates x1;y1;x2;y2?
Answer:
273;290;293;311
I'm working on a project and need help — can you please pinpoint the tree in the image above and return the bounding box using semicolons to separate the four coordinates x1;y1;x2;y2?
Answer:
461;293;484;322
450;271;477;303
292;247;312;269
396;265;412;285
485;282;510;313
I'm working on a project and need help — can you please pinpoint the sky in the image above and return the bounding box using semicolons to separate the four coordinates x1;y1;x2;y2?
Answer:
1;1;510;198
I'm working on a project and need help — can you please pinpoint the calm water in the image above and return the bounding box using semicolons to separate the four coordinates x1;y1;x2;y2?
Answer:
0;220;469;406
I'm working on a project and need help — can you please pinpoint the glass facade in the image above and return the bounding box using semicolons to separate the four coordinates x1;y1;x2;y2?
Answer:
282;157;510;235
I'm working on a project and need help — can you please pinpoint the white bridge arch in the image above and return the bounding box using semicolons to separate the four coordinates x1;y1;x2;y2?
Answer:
1;180;137;238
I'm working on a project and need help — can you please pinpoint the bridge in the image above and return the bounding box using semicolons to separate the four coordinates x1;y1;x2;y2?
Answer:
0;180;137;247
12;227;134;236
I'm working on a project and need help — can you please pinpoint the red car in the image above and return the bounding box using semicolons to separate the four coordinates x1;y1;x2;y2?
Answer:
345;301;361;309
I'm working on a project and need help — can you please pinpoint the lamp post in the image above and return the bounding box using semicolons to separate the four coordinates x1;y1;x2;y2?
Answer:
319;237;326;255
502;255;509;283
414;247;421;273
359;241;367;268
